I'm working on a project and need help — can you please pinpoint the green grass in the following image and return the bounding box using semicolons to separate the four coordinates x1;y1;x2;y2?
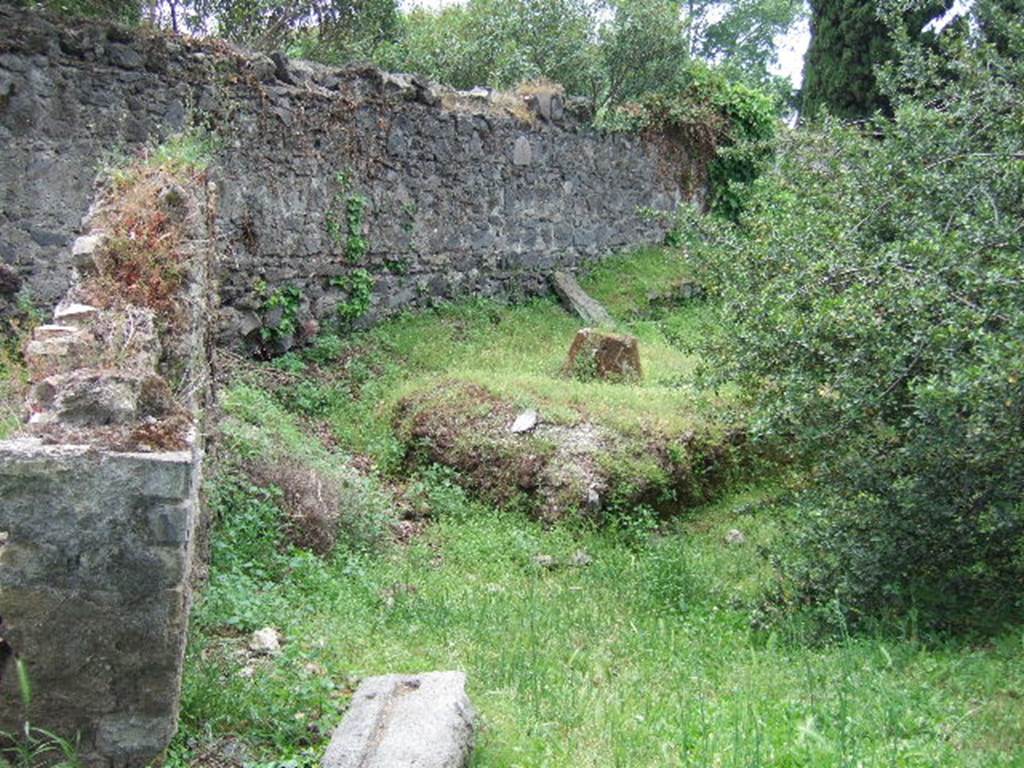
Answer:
175;474;1024;767
267;246;728;473
173;250;1024;767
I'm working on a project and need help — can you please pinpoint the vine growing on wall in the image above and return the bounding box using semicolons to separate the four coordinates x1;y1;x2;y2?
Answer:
324;170;370;264
331;269;374;325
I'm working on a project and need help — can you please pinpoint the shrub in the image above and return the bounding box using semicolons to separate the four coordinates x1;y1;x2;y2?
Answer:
217;384;397;554
247;458;345;556
692;12;1024;632
602;65;777;217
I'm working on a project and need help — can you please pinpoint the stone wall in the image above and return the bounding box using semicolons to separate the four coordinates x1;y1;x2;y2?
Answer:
0;4;706;347
0;138;214;764
0;439;201;766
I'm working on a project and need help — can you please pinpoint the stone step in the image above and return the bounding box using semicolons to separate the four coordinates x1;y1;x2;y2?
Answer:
54;302;100;327
322;671;475;768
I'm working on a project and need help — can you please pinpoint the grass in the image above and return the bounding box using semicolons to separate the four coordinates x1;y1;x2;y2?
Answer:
174;472;1024;767
173;248;1024;767
0;350;26;440
266;246;729;474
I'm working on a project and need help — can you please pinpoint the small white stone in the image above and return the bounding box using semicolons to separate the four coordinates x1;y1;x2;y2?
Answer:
32;324;79;340
510;409;538;433
249;626;282;656
72;234;103;257
724;529;746;546
54;302;100;326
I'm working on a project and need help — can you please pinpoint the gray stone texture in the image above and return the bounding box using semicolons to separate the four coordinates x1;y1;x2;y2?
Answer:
323;671;476;768
551;270;614;326
0;117;215;765
0;438;201;768
0;6;705;347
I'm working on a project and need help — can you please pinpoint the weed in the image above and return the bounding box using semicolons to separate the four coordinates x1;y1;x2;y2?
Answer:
331;269;374;326
344;195;369;263
0;661;82;768
259;285;303;345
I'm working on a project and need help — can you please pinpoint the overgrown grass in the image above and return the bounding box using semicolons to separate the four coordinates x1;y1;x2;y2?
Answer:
174;252;1024;766
267;246;728;473
174;472;1024;767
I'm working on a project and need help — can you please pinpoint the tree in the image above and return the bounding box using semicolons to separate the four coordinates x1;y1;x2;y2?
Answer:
691;5;1024;631
594;0;691;108
11;0;141;23
801;0;951;120
377;0;597;93
182;0;399;58
685;0;804;88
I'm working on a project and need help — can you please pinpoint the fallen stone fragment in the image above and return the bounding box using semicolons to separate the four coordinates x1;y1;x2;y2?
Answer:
563;327;642;381
322;671;475;768
532;554;558;569
249;627;282;656
550;271;613;327
510;409;538;433
724;529;746;546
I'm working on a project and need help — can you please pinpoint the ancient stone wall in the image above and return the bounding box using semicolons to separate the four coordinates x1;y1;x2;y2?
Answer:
0;5;706;347
0;439;201;766
0;145;213;764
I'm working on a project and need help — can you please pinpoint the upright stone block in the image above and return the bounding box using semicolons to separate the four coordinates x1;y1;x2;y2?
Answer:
0;439;201;767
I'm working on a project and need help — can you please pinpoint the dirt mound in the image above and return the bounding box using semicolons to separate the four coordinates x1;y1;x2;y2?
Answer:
394;380;738;522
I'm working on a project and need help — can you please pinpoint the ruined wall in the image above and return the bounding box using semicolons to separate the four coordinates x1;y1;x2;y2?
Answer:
0;5;705;346
0;144;214;763
0;440;201;766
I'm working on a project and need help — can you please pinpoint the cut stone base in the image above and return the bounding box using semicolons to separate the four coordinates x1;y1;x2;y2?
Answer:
563;327;642;381
322;671;476;768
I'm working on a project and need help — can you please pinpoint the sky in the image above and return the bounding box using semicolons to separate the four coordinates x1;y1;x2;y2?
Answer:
771;17;810;87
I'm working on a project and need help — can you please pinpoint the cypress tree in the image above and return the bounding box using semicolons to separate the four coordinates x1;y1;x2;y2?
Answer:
801;0;949;120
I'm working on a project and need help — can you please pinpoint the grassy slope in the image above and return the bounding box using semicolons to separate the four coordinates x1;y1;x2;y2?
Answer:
267;247;732;477
173;247;1024;767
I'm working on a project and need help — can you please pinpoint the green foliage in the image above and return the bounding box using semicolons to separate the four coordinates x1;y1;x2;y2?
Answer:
174;481;1024;766
100;129;216;187
330;268;374;325
11;0;140;23
604;66;777;217
801;0;951;120
591;0;691;109
693;15;1024;632
257;284;303;345
376;0;798;115
325;177;369;262
344;195;368;262
376;0;597;96
685;0;805;93
183;0;399;58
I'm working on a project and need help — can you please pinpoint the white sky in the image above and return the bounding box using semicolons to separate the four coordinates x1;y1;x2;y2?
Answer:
771;16;810;87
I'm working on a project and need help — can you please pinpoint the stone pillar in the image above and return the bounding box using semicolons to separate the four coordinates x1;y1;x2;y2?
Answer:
0;437;201;767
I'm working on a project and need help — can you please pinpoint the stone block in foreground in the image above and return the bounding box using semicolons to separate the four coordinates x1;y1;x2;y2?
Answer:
323;671;476;768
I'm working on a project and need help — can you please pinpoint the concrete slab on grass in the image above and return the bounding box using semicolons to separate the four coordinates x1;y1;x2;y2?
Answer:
322;671;476;768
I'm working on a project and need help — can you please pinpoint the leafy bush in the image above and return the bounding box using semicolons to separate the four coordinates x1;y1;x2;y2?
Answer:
603;65;777;216
691;12;1024;632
